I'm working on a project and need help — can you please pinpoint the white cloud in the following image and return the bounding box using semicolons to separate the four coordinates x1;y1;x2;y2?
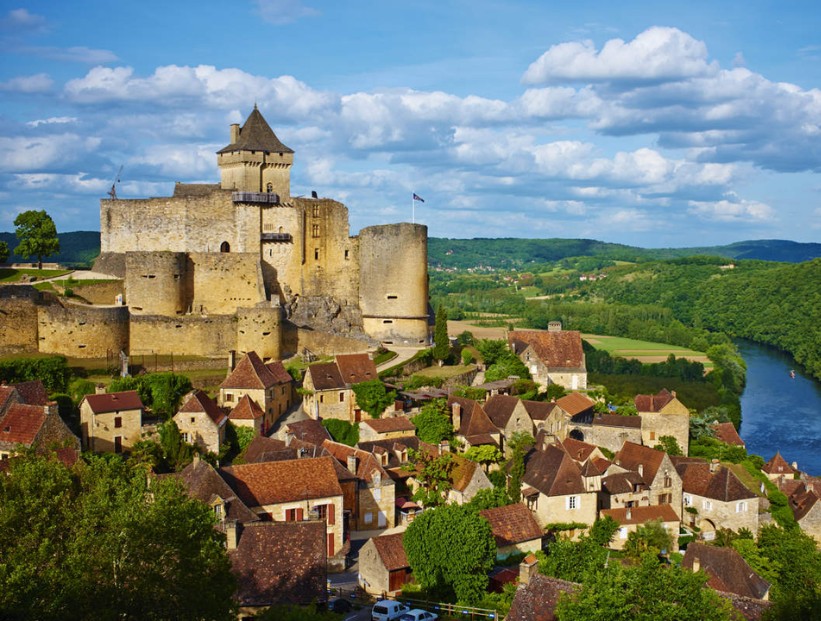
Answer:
687;198;775;222
0;134;102;173
255;0;318;25
523;27;717;85
0;8;46;32
0;73;53;93
26;116;76;127
25;46;118;64
11;172;109;194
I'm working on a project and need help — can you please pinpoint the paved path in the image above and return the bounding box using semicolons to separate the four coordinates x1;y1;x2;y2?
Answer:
376;345;425;370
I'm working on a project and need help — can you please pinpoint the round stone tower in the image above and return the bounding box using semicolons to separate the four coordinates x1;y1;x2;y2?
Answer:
124;252;188;315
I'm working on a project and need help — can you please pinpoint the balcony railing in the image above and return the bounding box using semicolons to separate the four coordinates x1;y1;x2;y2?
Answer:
261;232;292;242
232;191;280;205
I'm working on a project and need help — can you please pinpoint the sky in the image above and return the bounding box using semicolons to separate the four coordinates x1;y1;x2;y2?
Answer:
1;0;820;247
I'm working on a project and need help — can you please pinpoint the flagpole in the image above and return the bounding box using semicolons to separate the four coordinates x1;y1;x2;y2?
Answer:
412;192;415;224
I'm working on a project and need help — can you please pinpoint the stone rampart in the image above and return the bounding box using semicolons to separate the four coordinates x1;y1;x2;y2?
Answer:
62;280;124;305
0;286;41;354
125;252;188;315
236;305;282;360
189;252;265;315
37;302;129;358
129;314;236;356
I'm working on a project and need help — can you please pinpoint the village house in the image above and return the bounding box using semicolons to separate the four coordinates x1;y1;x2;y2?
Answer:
173;390;227;455
540;392;595;440
479;503;544;560
242;434;297;463
521;442;598;530
358;532;412;596
483;394;536;456
507;561;576;621
302;353;379;422
321;439;396;530
0;383;79;460
219;456;346;570
284;418;332;450
508;327;587;391
613;441;682;517
357;435;422;500
219;351;293;435
788;480;821;544
79;389;144;454
676;460;760;539
600;504;681;551
683;543;770;601
761;452;798;481
227;394;266;435
712;422;745;448
447;453;494;505
599;468;650;510
358;415;416;442
635;388;690;455
586;412;643;454
174;455;259;525
447;395;501;449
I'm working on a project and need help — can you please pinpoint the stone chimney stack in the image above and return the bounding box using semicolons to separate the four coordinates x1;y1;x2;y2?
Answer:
347;454;358;474
637;464;644;478
626;507;632;520
228;350;237;373
44;401;59;417
452;402;461;433
95;383;106;395
692;556;700;573
230;123;240;144
710;458;719;473
439;440;450;453
519;553;539;587
285;431;294;447
225;520;238;551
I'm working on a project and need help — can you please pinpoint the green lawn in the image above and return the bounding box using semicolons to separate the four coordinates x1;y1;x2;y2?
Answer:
413;364;476;379
0;268;72;283
582;333;708;363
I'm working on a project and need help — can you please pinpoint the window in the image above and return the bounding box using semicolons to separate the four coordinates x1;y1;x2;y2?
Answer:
344;249;349;260
313;205;320;217
703;500;713;511
190;417;195;424
312;223;320;238
373;487;382;501
684;494;692;507
327;532;335;557
285;507;304;522
114;436;123;454
314;504;335;525
663;474;672;487
181;432;190;443
320;395;324;403
619;527;628;539
566;496;578;510
214;503;223;520
658;493;672;505
364;512;373;525
650;431;656;441
114;416;122;428
314;248;320;260
339;392;345;402
736;501;748;513
225;393;233;402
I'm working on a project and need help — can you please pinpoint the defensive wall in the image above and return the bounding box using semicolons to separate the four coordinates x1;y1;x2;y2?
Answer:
0;286;42;354
37;301;130;358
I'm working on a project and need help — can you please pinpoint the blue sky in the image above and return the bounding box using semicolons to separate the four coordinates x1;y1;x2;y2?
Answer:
1;0;820;247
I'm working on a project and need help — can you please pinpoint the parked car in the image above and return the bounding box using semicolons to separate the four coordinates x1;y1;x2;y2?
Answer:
372;599;410;621
328;597;353;613
399;610;439;621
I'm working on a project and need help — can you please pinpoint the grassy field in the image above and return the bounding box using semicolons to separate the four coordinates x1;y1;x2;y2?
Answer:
413;364;476;379
581;333;709;364
0;268;72;283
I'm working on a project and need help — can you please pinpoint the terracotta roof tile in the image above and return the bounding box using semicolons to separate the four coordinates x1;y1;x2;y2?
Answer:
307;362;346;391
244;435;296;463
362;416;415;434
229;394;264;421
561;437;598;462
484;394;520;429
592;413;642;428
371;533;409;571
522;399;555;421
11;380;48;406
601;503;679;526
507;573;576;621
230;521;326;607
265;360;293;385
683;542;770;600
712;422;745;447
789;483;820;521
220;457;342;507
508;329;585;369
221;352;290;390
479;503;543;547
762;452;796;476
677;462;756;501
614;441;669;485
447;395;498;439
177;458;259;524
601;471;646;495
358;437;421;469
178;390;226;426
0;404;45;446
321;439;388;483
83;390;143;414
336;353;378;384
554;392;595;416
634;388;675;412
523;444;586;497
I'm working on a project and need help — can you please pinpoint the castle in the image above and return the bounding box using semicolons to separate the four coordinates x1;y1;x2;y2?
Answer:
0;107;430;360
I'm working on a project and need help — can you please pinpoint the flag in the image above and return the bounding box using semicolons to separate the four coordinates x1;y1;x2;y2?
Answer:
413;193;425;202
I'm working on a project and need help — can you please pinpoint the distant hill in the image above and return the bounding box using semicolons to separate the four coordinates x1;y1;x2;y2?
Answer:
429;238;821;268
0;231;100;268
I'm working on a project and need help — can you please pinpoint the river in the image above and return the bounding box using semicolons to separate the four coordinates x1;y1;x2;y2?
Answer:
737;340;821;476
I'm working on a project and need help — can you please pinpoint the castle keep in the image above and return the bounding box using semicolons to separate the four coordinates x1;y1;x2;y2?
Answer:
1;107;430;359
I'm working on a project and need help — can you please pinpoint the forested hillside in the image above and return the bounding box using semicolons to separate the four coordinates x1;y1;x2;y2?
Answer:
0;231;100;268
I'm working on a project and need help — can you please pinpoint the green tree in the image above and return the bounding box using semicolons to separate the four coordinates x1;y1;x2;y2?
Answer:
403;503;495;603
756;524;821;619
653;435;683;456
506;431;534;503
544;383;567;401
463;445;503;471
624;519;674;558
0;452;236;620
537;518;617;583
13;210;60;270
351;379;397;419
0;240;8;264
433;304;450;363
475;339;509;365
109;372;192;419
467;487;511;510
412;399;454;444
159;418;196;471
484;352;530;383
407;449;454;507
322;418;359;446
461;349;475;365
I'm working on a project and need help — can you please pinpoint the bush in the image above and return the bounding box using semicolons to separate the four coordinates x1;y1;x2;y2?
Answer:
322;419;359;446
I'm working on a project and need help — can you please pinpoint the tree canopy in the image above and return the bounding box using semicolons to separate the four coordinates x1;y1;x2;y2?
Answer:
109;372;192;419
403;503;495;604
0;452;236;620
411;399;453;444
433;304;450;363
13;210;60;270
0;240;8;264
351;379;396;419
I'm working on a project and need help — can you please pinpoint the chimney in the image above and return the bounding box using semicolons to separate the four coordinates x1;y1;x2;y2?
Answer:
192;452;201;467
792;461;799;471
347;454;358;474
519;553;539;587
671;390;677;398
710;458;719;473
228;350;237;373
225;520;238;551
637;464;644;478
452;402;461;433
230;123;240;143
626;507;632;520
44;401;59;417
95;383;106;395
285;431;294;447
692;556;700;573
439;440;450;453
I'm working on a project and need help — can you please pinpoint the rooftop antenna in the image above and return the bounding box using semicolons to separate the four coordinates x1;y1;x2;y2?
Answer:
107;165;124;199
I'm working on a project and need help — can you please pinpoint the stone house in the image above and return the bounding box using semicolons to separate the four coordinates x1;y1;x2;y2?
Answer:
586;413;643;454
507;564;576;621
761;452;798;481
358;532;411;595
80;390;144;454
173;390;227;455
479;503;544;560
219;351;293;435
227;394;266;435
683;543;770;601
302;353;379;422
447;454;493;505
0;398;79;460
676;460;759;539
788;481;821;544
321;439;396;531
358;416;416;442
483;394;536;456
635;388;690;455
219;456;345;569
613;441;682;517
600;504;680;551
712;422;745;448
174;455;259;525
540;392;595;441
521;443;598;529
447;395;501;449
228;520;327;616
357;435;422;500
508;328;587;391
599;469;651;510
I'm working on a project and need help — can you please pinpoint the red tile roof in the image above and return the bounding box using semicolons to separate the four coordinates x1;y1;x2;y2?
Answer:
614;441;669;485
286;419;332;446
712;422;745;447
508;329;585;369
229;394;264;421
479;503;543;547
762;452;796;476
220;457;343;507
176;457;259;524
683;542;770;600
307;362;346;391
561;437;598;462
522;399;555;421
676;463;756;502
507;574;576;621
83;390;143;414
362;416;416;434
11;380;48;406
789;483;820;521
0;404;45;446
601;503;679;526
178;390;226;426
554;392;595;417
523;444;586;497
244;435;295;463
221;351;291;390
634;388;676;412
321;439;388;483
448;395;499;441
265;360;293;385
370;533;409;571
336;353;378;384
592;413;642;428
484;394;521;429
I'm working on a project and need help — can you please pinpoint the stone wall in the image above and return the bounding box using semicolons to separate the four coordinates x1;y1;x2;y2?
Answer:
173;412;222;455
641;411;690;456
38;302;129;358
533;491;598;528
189;253;265;315
129;314;235;356
0;286;40;354
236;306;283;360
65;279;124;305
685;494;760;534
356;481;396;530
125;252;188;315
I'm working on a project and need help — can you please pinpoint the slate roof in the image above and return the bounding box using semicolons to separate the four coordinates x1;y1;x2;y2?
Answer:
522;399;555;421
176;457;259;524
286;419;332;447
243;435;296;463
634;388;676;412
554;392;595;416
362;416;415;434
507;573;576;621
676;463;757;502
712;422;745;447
447;395;499;442
370;533;409;571
177;390;227;426
82;390;143;414
523;444;586;497
614;441;669;485
336;353;378;384
229;395;264;421
221;351;291;390
220;457;343;507
601;504;680;526
0;404;45;446
683;542;770;600
217;106;294;155
484;394;521;429
12;380;48;406
230;521;325;607
508;329;585;369
307;362;345;391
762;452;796;476
479;503;543;547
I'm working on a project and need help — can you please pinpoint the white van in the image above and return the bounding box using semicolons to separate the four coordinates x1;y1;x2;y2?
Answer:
371;599;410;621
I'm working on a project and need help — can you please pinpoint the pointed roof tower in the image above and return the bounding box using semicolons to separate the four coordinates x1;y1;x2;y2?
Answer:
217;106;294;196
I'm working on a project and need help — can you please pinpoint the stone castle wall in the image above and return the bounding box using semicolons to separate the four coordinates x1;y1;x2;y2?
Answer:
129;314;236;356
0;286;41;354
236;306;282;360
125;252;188;315
38;301;130;358
189;252;266;315
65;280;124;305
